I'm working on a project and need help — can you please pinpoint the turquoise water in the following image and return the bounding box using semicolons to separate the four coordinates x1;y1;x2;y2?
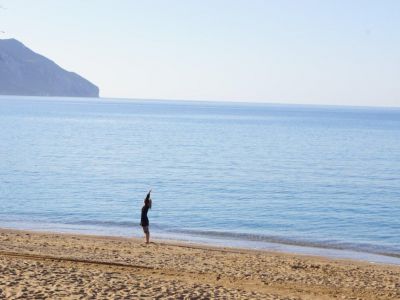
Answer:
1;96;399;263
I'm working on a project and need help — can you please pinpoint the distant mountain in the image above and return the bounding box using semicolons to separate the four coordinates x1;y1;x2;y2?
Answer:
0;39;99;97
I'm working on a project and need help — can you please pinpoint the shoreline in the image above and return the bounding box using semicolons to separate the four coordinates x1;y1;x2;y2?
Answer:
0;227;393;265
153;231;400;265
0;228;399;299
1;222;399;266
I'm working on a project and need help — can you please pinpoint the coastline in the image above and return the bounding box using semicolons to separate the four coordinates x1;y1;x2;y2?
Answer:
1;221;399;266
154;231;400;265
0;228;399;299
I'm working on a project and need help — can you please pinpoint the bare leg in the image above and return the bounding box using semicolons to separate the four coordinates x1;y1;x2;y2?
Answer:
142;226;150;244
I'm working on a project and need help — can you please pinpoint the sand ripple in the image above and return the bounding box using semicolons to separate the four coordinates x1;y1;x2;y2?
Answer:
0;229;399;299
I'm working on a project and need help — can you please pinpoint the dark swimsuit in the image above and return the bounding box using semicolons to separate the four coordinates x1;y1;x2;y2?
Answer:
141;205;149;227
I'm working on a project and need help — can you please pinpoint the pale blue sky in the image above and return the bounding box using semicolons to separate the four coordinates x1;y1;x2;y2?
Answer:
1;0;399;106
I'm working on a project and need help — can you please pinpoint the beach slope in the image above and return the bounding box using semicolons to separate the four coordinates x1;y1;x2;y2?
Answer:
0;229;399;299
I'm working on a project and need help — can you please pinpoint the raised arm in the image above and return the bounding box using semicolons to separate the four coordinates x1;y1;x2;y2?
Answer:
145;189;152;201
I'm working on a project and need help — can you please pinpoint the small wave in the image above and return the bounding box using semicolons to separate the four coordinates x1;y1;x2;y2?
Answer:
67;220;136;228
170;228;400;259
66;220;170;231
2;217;399;260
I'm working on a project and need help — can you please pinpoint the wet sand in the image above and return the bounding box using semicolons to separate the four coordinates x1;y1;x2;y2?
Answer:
0;228;399;299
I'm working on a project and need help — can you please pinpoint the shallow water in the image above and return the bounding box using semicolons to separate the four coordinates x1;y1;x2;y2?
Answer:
1;96;399;263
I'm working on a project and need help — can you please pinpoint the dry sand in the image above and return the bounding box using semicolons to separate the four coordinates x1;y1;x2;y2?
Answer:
0;229;399;299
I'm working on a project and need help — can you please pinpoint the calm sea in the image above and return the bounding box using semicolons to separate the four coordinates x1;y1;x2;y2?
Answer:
1;96;399;264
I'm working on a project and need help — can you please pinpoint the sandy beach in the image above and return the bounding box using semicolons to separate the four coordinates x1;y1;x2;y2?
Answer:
0;229;399;299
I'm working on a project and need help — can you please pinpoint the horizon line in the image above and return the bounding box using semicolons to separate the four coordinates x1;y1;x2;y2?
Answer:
1;94;399;110
99;95;400;110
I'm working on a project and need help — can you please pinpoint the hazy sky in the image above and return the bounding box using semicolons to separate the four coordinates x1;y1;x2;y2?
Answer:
1;0;399;106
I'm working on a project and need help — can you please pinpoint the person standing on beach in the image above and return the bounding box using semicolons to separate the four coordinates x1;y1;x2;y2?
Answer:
140;190;152;244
